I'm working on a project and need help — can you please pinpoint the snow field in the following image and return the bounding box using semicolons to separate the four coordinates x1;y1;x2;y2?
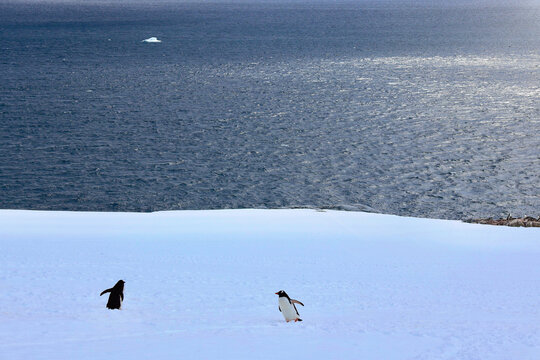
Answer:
0;209;539;359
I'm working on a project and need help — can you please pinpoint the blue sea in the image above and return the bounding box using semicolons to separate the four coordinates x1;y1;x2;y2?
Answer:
0;1;539;219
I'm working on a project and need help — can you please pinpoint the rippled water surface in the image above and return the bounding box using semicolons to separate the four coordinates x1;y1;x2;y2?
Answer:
1;2;539;219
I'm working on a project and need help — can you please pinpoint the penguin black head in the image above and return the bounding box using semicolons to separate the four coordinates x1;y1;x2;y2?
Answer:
275;290;288;298
114;280;125;289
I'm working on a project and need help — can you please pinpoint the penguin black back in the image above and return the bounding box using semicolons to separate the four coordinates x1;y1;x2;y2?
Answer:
100;280;125;310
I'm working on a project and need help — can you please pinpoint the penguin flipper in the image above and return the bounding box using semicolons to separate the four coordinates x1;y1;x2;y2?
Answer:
291;299;304;307
120;292;124;301
279;306;281;312
100;288;112;296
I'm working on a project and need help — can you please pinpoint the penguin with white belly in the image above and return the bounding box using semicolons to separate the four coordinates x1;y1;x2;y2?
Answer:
275;290;304;322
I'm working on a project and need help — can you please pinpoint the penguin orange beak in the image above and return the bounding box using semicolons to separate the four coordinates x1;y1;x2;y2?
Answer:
275;292;279;295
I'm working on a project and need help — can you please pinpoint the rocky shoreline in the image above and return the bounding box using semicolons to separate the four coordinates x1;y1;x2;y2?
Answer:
465;216;540;228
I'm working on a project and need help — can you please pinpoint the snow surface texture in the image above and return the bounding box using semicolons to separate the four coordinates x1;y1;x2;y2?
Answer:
1;209;539;359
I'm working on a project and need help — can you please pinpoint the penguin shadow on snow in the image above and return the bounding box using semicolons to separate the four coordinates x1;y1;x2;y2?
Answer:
100;280;125;310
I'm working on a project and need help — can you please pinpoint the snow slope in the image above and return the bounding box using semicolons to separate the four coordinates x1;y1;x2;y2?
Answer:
0;209;539;359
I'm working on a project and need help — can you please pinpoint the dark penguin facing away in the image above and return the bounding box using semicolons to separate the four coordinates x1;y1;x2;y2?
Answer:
100;280;125;309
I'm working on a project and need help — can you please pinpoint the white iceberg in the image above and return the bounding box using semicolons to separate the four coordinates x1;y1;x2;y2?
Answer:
142;37;161;43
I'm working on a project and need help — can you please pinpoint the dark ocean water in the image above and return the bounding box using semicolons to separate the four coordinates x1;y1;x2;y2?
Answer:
1;2;539;219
